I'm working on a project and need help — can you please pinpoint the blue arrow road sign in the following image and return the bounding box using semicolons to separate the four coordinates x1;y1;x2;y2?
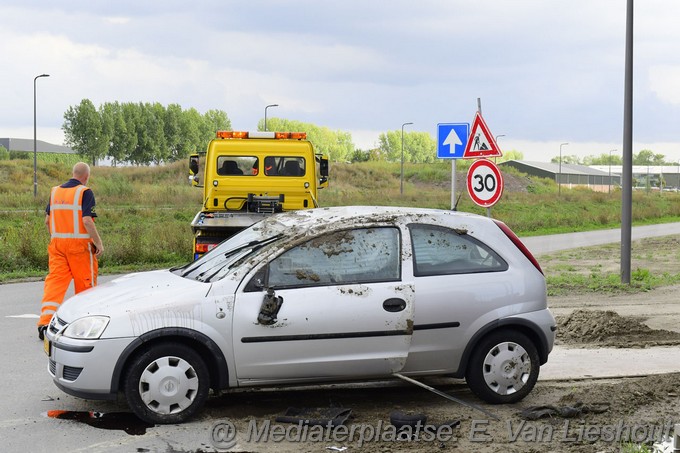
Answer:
437;123;469;159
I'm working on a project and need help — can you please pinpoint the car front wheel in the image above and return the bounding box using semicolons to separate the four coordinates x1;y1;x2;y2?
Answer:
465;330;539;404
124;342;210;424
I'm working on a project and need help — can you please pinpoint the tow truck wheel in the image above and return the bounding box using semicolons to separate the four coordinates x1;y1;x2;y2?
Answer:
124;342;209;424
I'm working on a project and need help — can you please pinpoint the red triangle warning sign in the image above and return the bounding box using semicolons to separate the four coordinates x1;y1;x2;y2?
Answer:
462;112;502;158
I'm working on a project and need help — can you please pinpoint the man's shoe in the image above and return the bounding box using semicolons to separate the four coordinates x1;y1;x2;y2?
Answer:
38;325;47;341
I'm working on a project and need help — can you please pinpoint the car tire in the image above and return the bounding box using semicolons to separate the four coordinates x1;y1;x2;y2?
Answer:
389;411;428;430
465;330;539;404
124;342;210;424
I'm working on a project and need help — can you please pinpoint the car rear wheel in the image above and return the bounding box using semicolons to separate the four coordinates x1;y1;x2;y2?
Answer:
465;330;539;404
124;342;209;424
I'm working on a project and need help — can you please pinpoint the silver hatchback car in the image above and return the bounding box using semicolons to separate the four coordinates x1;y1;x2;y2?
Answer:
45;206;555;424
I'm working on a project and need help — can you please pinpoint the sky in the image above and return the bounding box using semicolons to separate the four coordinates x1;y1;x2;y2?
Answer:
3;0;680;163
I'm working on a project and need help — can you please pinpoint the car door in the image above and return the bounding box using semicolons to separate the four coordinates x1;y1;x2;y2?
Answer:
231;226;414;382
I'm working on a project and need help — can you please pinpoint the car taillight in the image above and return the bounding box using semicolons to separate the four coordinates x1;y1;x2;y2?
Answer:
493;220;543;275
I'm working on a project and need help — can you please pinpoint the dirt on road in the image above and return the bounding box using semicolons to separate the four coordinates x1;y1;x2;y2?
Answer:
209;369;678;453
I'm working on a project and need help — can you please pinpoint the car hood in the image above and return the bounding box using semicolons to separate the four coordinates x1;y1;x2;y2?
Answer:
56;270;210;328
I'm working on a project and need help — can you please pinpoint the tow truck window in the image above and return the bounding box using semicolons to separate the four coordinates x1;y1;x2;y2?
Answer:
217;156;258;176
264;157;306;177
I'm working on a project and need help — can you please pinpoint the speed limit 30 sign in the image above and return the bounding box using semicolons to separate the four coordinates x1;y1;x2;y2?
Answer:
466;159;504;207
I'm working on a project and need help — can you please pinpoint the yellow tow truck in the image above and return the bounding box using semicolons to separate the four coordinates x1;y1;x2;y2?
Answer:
189;130;329;259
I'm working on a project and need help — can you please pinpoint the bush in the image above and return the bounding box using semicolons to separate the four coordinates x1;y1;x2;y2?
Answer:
9;150;31;160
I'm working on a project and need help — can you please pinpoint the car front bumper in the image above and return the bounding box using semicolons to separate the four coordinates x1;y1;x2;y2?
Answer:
46;331;134;401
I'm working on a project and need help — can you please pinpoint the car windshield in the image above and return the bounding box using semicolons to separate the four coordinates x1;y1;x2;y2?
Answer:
172;221;287;283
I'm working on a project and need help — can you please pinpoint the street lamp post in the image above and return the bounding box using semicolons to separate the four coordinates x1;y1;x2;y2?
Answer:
400;122;413;195
264;104;278;131
647;163;650;193
494;135;505;163
609;149;617;194
558;142;568;196
33;73;50;197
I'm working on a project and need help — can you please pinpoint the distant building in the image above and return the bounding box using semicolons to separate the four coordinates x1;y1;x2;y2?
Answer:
500;160;680;191
0;138;74;154
499;160;621;192
591;165;680;190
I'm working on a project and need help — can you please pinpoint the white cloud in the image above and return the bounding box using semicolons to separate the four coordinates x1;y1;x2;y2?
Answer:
104;16;130;25
2;1;680;165
649;65;680;105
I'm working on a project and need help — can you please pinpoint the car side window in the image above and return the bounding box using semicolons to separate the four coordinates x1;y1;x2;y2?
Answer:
409;224;507;276
263;227;400;289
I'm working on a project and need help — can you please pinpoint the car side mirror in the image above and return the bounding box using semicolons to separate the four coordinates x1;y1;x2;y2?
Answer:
257;287;283;325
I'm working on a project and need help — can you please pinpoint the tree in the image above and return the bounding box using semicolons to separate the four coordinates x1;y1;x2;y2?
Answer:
164;103;184;162
125;102;153;165
108;102;135;165
259;118;355;162
62;99;107;165
378;131;399;162
62;100;234;165
99;101;133;166
203;109;231;142
378;130;436;163
120;103;140;163
99;102;115;158
585;153;623;166
550;154;581;165
408;132;437;163
634;149;665;165
309;126;353;162
181;108;205;156
129;102;168;165
634;149;654;165
498;150;524;162
350;149;370;162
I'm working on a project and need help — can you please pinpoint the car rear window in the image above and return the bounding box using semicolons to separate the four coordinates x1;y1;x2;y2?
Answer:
409;224;508;276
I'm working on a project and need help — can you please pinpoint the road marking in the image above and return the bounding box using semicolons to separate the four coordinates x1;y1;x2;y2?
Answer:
6;314;39;318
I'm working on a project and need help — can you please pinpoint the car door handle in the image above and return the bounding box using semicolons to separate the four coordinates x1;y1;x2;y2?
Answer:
383;298;407;313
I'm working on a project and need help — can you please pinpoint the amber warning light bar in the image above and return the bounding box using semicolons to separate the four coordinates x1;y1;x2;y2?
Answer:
215;131;307;140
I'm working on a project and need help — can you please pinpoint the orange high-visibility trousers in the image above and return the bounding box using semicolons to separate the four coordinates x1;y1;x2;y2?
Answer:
38;239;98;327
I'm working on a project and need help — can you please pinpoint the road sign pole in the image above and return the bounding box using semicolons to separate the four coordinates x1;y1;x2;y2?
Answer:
451;159;456;210
478;98;492;218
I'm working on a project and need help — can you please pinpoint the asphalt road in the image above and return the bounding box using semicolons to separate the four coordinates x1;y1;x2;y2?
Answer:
2;222;680;452
521;221;680;255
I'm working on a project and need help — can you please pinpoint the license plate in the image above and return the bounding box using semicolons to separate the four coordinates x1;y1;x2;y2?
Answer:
44;337;51;357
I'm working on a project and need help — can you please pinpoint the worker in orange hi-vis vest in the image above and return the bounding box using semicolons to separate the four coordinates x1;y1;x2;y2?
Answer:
38;162;104;340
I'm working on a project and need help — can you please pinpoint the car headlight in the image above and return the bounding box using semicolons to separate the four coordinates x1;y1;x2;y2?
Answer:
62;316;110;339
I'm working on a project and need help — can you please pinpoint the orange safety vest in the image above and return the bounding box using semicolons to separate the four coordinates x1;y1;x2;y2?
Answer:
48;185;92;241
